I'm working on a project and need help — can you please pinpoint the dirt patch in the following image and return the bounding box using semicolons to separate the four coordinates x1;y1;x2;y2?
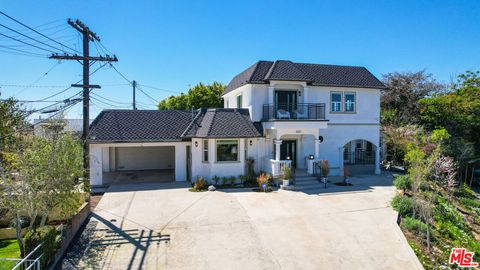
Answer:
90;195;103;211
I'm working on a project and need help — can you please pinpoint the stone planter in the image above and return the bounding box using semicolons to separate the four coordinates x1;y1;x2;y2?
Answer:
282;179;290;186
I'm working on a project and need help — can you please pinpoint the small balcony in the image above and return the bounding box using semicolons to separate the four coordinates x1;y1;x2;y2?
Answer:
262;103;326;121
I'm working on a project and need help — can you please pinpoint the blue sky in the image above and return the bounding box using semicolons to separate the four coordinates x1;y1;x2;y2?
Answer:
1;0;479;120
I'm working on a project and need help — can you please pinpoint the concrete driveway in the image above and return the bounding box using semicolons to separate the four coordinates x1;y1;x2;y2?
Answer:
60;174;423;270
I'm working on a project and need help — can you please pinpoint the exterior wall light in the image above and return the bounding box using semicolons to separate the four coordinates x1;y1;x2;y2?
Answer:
308;155;315;160
195;141;198;147
249;140;253;146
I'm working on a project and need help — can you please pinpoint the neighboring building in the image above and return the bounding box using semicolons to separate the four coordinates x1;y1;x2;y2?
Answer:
88;60;386;186
34;118;93;137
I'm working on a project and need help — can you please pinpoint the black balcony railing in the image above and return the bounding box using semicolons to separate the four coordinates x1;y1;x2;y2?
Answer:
262;103;326;121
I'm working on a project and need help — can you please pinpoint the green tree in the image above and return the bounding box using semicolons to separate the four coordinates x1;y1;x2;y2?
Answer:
158;82;225;110
0;97;27;161
381;70;445;126
1;129;84;256
420;71;480;156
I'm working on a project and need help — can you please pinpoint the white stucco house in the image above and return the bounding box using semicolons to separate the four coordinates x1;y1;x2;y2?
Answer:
88;60;386;186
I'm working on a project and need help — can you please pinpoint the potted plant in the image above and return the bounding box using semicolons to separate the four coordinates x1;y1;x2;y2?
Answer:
281;166;292;186
320;160;330;183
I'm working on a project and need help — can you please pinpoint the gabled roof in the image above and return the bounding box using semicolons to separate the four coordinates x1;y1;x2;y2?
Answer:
89;110;196;143
89;109;262;143
223;60;386;95
182;108;262;138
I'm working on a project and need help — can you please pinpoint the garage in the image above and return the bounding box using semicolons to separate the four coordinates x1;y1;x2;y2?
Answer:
115;146;175;171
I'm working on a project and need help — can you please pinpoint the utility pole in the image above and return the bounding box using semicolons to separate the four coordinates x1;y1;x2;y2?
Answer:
132;80;137;110
49;19;118;176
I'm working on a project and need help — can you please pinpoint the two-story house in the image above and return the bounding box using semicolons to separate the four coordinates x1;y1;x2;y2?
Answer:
88;60;386;187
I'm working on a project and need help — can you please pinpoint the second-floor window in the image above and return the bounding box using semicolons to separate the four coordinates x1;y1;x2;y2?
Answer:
331;92;342;112
331;91;356;113
236;94;243;108
345;92;356;112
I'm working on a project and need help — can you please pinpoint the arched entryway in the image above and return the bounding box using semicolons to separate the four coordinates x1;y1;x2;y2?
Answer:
342;139;379;175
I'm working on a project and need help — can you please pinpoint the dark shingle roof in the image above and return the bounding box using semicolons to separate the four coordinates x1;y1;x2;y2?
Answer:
223;60;386;95
89;109;262;143
89;110;196;143
182;108;262;138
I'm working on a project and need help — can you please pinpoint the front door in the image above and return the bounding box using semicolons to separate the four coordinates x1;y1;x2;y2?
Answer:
280;140;296;167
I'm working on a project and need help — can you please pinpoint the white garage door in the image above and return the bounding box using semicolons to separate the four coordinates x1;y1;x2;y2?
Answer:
116;146;175;171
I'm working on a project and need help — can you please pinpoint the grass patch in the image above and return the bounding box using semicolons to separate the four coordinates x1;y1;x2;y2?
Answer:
0;239;20;258
0;239;20;270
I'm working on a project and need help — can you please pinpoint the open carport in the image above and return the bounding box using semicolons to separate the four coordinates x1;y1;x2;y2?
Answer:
88;110;195;187
101;146;176;185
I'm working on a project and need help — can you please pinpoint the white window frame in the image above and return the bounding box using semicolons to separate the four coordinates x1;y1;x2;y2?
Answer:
202;139;209;162
216;139;239;162
344;92;356;113
330;91;343;112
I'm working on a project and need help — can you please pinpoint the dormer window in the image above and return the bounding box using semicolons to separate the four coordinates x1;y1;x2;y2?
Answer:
236;94;243;108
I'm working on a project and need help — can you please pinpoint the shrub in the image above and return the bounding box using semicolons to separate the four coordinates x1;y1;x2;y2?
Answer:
193;177;208;191
256;173;270;191
221;176;229;186
24;226;59;268
319;160;330;177
228;176;236;186
212;176;220;185
391;194;414;217
402;217;428;235
238;175;247;184
393;175;412;191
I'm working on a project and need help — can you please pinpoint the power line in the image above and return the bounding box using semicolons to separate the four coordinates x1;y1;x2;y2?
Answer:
138;83;181;94
0;11;80;54
32;62;108;102
13;62;61;96
0;84;67;88
0;31;53;54
0;23;67;53
91;93;131;105
136;85;159;104
0;47;46;58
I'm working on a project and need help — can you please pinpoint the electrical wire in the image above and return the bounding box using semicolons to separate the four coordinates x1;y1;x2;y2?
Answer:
0;23;66;53
33;62;108;102
0;31;53;54
13;62;61;96
136;85;159;104
138;83;180;94
0;11;80;54
91;93;132;105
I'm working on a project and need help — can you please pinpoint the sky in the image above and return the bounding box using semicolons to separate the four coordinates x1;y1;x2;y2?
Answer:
1;0;479;121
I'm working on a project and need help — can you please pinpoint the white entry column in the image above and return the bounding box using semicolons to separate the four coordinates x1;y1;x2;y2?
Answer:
314;139;321;159
274;139;282;161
